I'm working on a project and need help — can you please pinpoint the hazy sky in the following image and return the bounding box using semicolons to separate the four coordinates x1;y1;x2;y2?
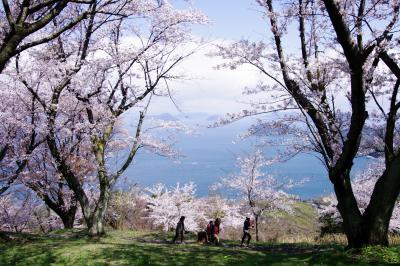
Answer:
151;1;385;116
177;0;269;40
149;0;272;115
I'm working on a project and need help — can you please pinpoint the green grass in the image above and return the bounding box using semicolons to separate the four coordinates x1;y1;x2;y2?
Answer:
274;201;320;232
0;230;399;265
260;201;320;242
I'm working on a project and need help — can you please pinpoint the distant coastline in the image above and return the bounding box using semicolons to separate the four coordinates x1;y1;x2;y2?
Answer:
119;112;372;199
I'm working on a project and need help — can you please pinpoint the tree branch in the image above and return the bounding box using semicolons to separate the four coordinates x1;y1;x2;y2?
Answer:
2;0;14;25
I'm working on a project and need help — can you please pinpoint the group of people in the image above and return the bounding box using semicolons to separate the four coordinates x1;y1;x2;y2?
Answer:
197;218;222;245
172;216;254;247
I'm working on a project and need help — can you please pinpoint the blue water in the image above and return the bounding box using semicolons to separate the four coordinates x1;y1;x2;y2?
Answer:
117;115;372;199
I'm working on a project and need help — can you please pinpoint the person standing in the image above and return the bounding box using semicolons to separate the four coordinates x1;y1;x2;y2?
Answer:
173;216;185;244
206;220;214;243
213;218;221;245
241;217;252;247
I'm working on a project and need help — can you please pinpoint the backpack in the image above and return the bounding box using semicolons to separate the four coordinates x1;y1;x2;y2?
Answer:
206;223;211;235
249;219;254;228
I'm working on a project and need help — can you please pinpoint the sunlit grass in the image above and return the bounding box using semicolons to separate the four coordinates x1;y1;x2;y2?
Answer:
0;230;399;265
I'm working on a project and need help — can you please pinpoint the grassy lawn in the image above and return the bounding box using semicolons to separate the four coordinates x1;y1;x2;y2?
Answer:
0;230;399;265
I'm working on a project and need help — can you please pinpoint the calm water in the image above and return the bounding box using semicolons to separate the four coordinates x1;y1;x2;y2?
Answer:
117;114;371;199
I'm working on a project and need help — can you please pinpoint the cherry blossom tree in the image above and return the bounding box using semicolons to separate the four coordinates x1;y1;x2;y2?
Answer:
0;191;35;232
2;0;206;236
145;182;202;231
0;88;45;195
0;84;83;227
0;189;63;233
0;0;128;72
0;0;98;228
213;149;300;241
0;0;116;195
66;3;204;235
198;195;243;230
214;0;400;247
22;147;84;229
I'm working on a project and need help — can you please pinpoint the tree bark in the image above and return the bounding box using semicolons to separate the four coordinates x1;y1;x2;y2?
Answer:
0;30;24;72
332;157;400;248
41;193;78;229
362;155;400;246
254;215;259;242
331;170;364;248
87;181;111;236
59;207;77;229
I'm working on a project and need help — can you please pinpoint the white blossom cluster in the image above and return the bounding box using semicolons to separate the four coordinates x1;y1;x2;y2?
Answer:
144;182;246;232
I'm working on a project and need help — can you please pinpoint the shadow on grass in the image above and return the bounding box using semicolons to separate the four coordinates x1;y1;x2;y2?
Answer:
0;231;395;266
72;241;362;266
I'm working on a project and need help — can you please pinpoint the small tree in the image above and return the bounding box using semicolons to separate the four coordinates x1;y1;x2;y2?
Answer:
215;149;299;241
145;182;202;232
199;196;242;229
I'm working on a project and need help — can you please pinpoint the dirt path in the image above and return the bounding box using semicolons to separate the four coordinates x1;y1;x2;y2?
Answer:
132;234;335;254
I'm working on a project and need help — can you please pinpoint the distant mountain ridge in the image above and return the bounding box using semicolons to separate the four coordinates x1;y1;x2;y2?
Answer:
148;113;179;121
149;112;221;123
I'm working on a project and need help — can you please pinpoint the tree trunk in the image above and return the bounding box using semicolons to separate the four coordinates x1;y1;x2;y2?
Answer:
255;215;259;242
361;220;389;247
331;156;400;248
39;191;78;229
361;155;400;247
87;182;111;236
59;207;77;229
331;170;364;248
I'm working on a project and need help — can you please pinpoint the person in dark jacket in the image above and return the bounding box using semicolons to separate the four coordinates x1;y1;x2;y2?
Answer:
173;216;185;243
206;220;214;242
241;217;252;246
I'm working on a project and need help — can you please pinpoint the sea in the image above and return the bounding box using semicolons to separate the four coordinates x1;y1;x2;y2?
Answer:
116;113;372;199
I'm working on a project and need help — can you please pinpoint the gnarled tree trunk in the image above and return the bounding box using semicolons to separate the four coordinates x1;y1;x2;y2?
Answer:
87;197;111;235
87;180;112;236
59;206;78;229
331;171;364;248
332;155;400;248
361;155;400;246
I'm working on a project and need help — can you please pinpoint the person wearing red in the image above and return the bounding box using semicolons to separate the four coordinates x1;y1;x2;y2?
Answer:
212;218;221;245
